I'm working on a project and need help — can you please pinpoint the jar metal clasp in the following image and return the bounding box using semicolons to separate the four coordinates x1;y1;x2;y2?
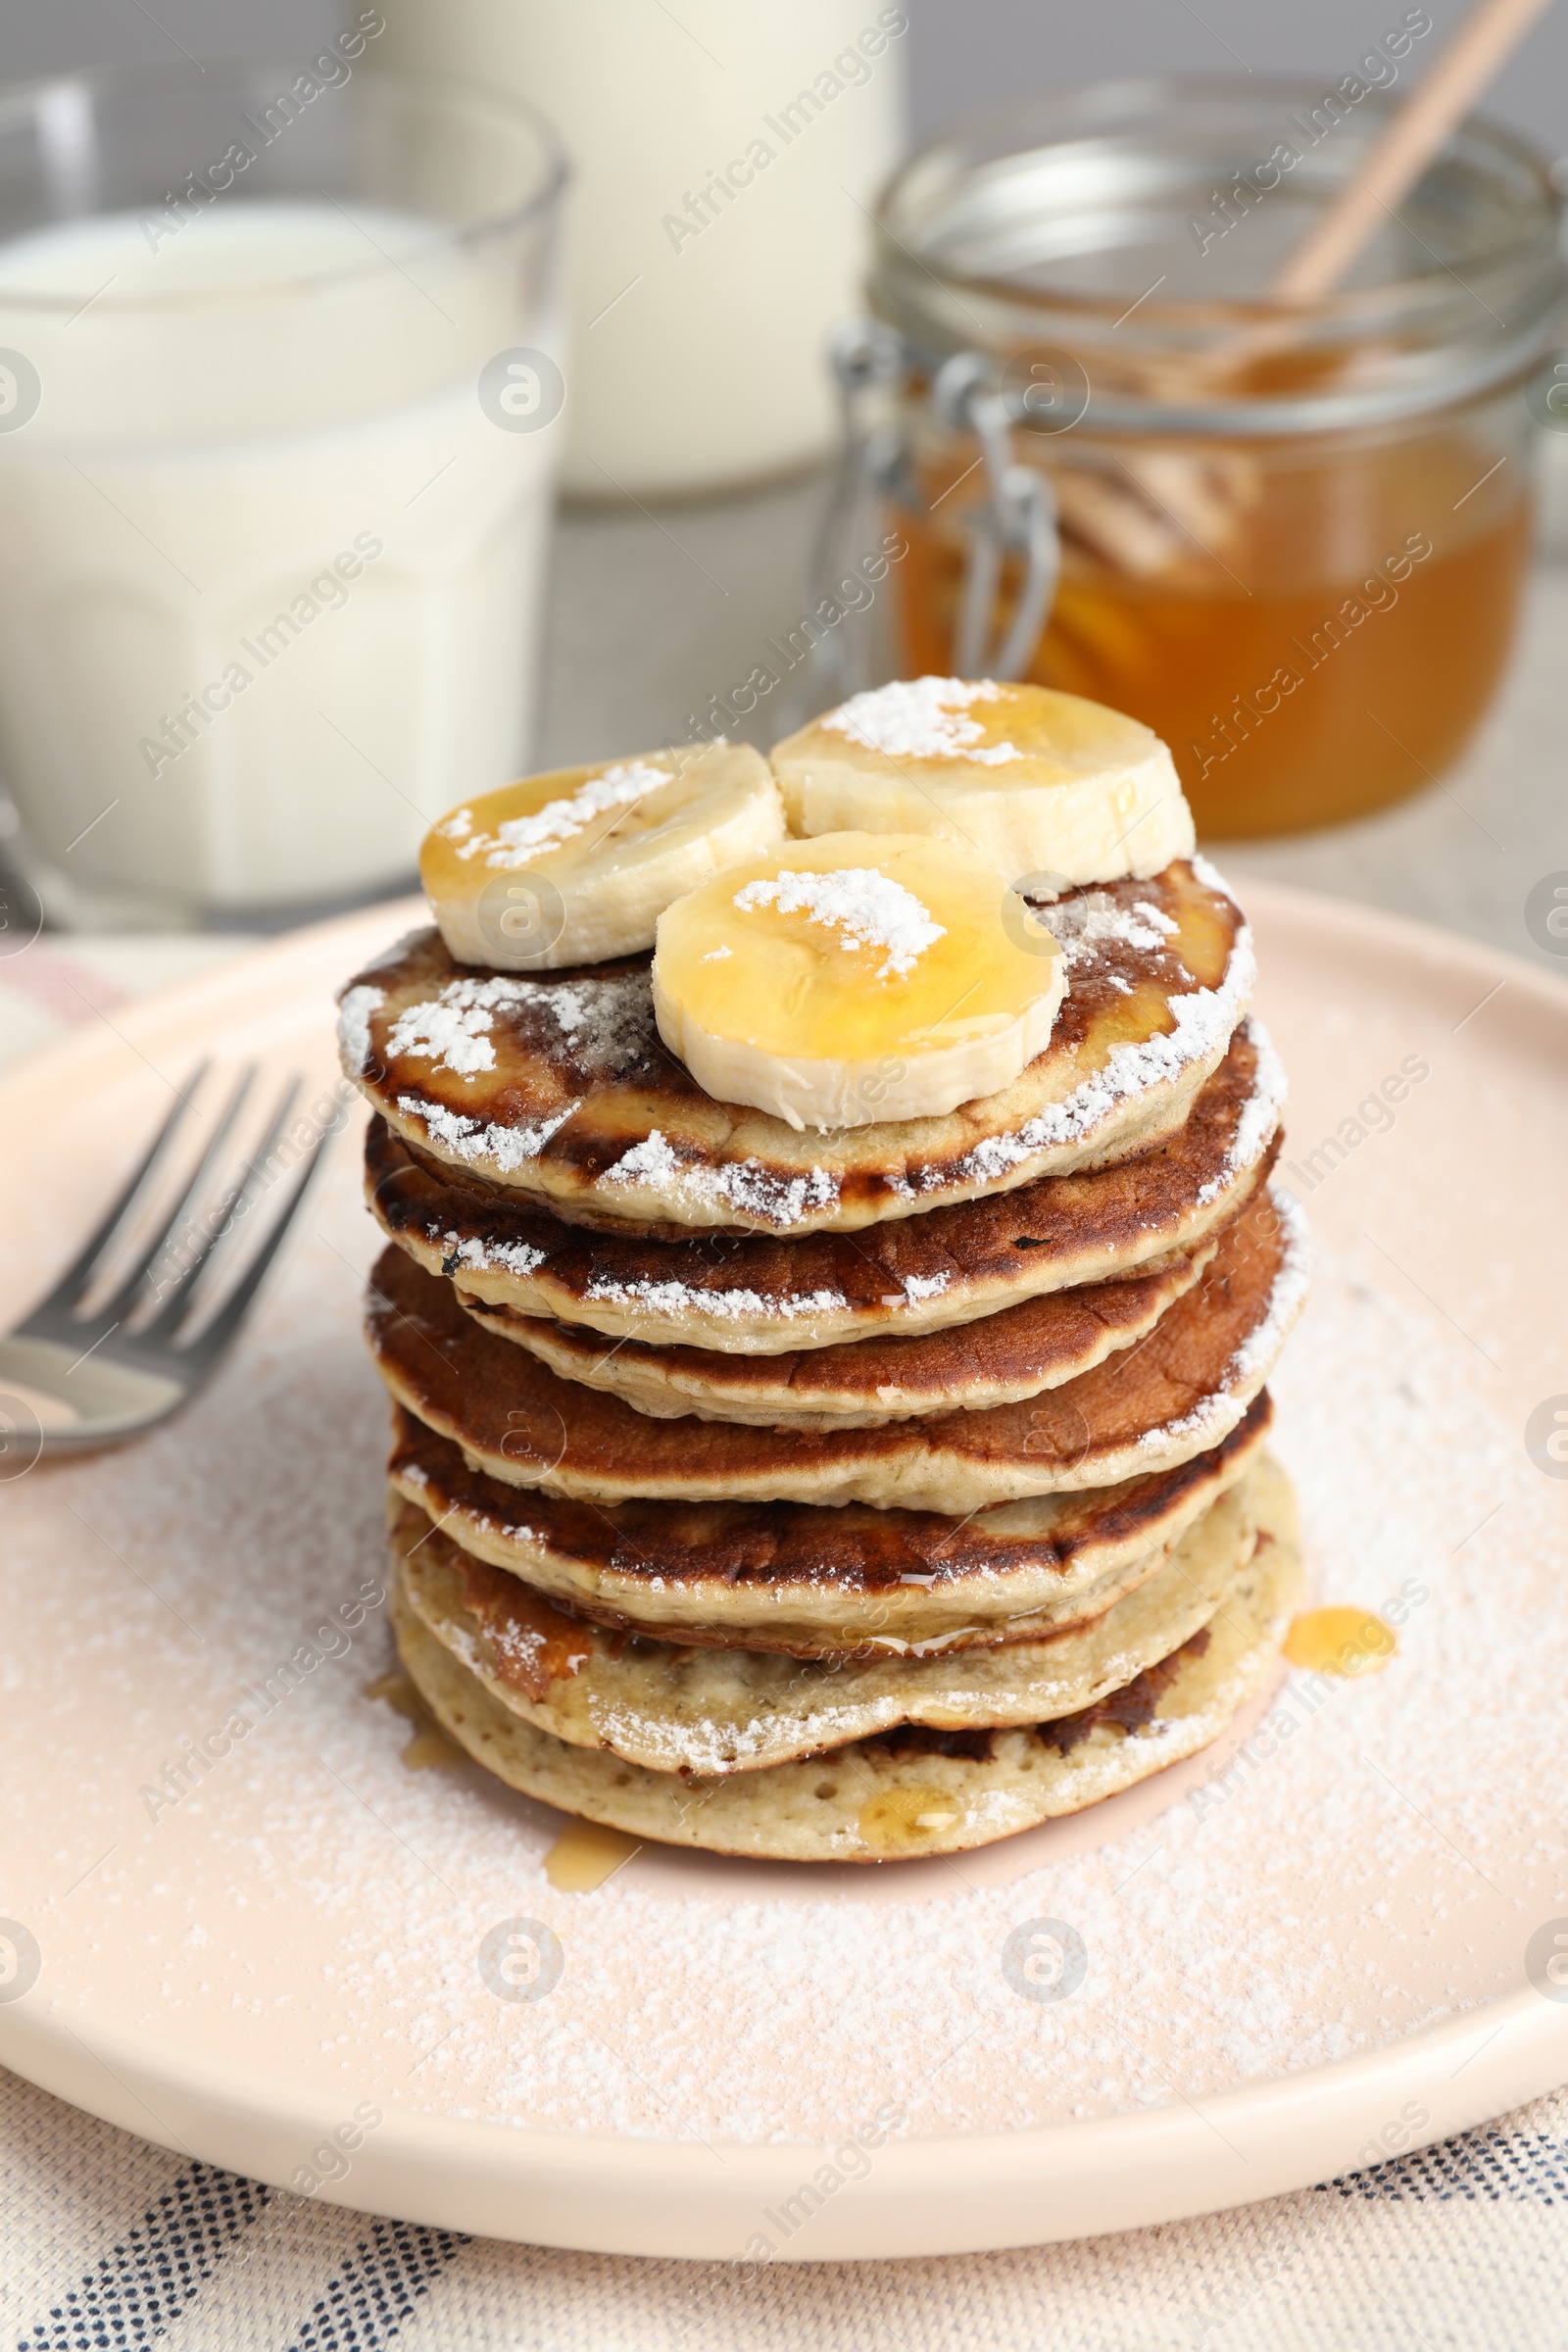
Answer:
811;320;1061;698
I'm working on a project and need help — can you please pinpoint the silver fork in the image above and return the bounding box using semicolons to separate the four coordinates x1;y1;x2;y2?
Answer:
0;1064;334;1456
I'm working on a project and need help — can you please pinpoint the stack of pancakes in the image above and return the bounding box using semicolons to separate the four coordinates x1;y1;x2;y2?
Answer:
338;853;1309;1862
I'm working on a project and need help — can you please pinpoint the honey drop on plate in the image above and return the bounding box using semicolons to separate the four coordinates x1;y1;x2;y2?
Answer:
544;1819;642;1891
364;1670;471;1772
364;1669;422;1720
1284;1606;1397;1677
400;1726;471;1773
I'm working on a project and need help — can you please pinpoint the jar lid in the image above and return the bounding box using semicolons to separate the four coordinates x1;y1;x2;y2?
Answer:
871;75;1567;436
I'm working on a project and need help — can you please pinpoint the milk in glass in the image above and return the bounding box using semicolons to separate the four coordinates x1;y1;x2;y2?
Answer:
0;199;564;915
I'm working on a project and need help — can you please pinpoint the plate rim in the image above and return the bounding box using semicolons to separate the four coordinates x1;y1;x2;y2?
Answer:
4;876;1566;2254
2;1985;1564;2257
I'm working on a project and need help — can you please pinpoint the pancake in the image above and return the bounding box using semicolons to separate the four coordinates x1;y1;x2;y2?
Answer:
339;859;1251;1236
366;1188;1306;1513
362;1018;1284;1352
388;1396;1270;1652
392;1468;1258;1773
389;1454;1303;1860
458;1236;1216;1428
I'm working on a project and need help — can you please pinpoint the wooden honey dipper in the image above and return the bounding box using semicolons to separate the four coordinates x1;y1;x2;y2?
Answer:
1055;0;1556;575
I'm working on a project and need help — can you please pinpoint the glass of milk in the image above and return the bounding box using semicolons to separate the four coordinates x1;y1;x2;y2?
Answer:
0;49;566;925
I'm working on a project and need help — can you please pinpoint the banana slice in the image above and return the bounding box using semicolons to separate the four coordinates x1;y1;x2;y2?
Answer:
652;831;1064;1132
421;741;785;970
770;677;1195;886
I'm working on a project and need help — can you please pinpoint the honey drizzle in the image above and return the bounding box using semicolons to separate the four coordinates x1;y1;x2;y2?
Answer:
364;1669;471;1773
544;1819;642;1890
858;1784;964;1856
400;1726;471;1773
1284;1605;1397;1677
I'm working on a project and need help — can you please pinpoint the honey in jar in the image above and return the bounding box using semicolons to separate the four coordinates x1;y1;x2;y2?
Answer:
852;78;1563;837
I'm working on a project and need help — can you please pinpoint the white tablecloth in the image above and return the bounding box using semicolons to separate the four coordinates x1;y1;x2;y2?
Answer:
4;522;1566;2351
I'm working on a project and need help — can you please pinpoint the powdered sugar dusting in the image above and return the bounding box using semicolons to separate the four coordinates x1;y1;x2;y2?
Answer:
439;1233;490;1275
440;760;668;869
950;925;1256;1190
11;1080;1567;2148
400;1096;577;1174
1135;1181;1311;1459
822;676;1022;766
583;1271;850;1324
710;1160;840;1225
597;1132;843;1226
1196;1016;1287;1207
733;866;945;979
532;971;660;1074
385;977;527;1078
601;1129;680;1188
384;969;656;1096
1226;1185;1312;1385
1045;892;1176;968
441;1230;547;1279
372;899;1249;1225
1134;900;1180;936
335;985;383;1078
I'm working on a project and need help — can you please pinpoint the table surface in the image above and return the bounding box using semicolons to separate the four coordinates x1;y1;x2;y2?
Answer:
3;500;1566;2351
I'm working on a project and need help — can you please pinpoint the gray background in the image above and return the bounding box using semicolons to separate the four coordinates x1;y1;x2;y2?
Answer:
0;0;1565;157
0;0;1562;972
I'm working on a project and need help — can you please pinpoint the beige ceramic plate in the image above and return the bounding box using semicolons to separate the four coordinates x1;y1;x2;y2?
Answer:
1;885;1566;2259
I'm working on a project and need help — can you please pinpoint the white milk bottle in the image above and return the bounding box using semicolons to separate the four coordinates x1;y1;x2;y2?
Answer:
376;0;908;499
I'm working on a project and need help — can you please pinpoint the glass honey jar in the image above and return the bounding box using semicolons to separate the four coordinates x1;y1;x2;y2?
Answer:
821;77;1566;837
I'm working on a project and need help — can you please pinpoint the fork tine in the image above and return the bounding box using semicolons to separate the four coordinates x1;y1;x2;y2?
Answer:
140;1075;303;1341
31;1063;211;1315
183;1127;333;1365
97;1064;259;1322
